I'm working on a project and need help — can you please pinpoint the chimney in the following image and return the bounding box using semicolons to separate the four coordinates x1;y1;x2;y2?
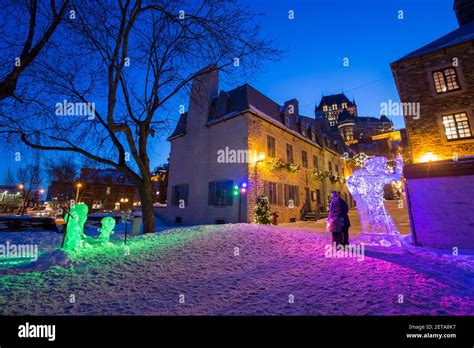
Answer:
284;98;299;117
454;0;474;26
187;65;218;131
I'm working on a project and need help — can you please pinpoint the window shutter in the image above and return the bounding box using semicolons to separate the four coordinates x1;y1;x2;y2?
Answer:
264;181;269;197
277;183;283;206
295;186;300;206
284;184;289;206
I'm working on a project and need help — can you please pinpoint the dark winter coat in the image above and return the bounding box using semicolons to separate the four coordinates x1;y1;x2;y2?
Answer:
340;199;351;227
327;197;351;234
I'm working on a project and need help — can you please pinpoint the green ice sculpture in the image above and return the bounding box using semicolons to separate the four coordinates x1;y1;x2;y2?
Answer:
97;216;115;242
63;203;89;251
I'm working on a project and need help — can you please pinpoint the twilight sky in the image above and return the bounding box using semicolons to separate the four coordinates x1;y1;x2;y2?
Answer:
0;0;459;184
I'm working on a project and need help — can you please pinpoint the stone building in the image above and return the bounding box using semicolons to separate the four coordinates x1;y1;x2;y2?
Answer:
391;0;474;249
391;0;474;163
165;67;355;225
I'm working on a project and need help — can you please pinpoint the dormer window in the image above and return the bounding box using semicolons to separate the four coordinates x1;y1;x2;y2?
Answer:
323;105;328;112
433;68;461;94
332;103;338;110
285;116;291;128
341;103;347;109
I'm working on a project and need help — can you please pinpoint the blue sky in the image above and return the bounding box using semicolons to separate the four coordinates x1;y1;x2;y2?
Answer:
236;0;457;125
1;0;459;184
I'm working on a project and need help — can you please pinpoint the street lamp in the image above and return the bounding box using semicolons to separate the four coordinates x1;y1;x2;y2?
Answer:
75;183;82;202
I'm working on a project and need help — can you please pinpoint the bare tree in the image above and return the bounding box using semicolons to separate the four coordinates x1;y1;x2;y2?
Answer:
45;155;79;199
17;164;42;214
0;0;70;100
0;0;281;233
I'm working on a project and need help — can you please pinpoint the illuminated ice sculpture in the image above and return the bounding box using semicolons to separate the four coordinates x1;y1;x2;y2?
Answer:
347;155;403;247
63;203;89;251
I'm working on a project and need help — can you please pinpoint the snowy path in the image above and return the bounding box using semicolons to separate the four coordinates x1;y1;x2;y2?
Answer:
0;224;473;315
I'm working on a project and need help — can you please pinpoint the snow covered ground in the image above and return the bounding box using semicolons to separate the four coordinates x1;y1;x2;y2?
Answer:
0;218;473;315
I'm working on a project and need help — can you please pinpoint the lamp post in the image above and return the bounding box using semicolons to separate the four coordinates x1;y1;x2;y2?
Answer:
75;183;82;202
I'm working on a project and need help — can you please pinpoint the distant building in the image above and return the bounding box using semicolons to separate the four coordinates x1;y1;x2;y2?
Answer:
391;0;474;249
151;164;168;204
315;93;394;144
315;93;357;126
165;67;356;225
78;168;136;212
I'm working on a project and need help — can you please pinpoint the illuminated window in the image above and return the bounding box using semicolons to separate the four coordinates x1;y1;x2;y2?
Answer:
433;68;461;94
323;105;328;112
342;103;347;109
332;103;338;110
442;113;472;140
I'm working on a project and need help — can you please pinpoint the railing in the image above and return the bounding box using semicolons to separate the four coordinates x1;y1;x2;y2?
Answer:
300;203;309;220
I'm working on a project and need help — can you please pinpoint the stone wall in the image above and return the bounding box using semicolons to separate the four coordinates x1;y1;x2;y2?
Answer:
246;112;353;223
391;41;474;163
406;175;474;249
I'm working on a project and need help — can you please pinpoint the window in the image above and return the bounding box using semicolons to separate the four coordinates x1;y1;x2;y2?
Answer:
432;68;461;94
208;180;233;206
285;116;291;128
286;144;294;163
316;189;321;204
342;102;347;109
284;184;299;206
92;200;103;209
335;164;339;174
267;135;276;158
442;113;472;140
301;124;306;137
173;184;189;206
264;181;278;205
313;155;318;169
302;151;308;168
332;104;338;110
323;105;328;112
328;161;333;173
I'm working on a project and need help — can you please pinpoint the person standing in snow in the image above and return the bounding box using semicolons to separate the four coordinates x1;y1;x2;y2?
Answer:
340;195;351;246
327;191;344;246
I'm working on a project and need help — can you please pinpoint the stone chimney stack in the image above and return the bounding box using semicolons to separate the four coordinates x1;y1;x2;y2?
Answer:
284;99;299;117
187;65;218;132
454;0;474;26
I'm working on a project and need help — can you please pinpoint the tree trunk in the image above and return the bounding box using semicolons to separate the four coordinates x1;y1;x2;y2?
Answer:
138;178;155;234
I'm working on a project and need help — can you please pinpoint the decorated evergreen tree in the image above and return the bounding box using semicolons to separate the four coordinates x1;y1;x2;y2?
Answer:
255;193;272;224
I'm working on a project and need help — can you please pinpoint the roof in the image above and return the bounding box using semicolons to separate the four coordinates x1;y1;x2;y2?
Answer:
394;20;474;63
210;84;281;122
357;116;393;124
338;109;356;123
168;82;348;155
167;112;188;140
316;93;354;111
